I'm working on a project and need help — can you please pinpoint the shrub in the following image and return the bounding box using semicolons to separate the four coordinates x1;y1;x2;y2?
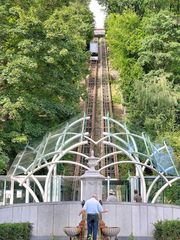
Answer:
0;222;32;240
128;233;136;239
153;219;180;240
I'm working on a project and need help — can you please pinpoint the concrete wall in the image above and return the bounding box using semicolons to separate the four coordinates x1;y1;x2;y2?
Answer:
0;202;179;240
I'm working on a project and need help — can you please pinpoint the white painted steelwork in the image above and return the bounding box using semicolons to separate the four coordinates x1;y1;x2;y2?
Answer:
0;114;179;204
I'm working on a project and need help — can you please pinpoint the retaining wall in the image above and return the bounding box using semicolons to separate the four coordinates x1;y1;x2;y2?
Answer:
0;202;179;240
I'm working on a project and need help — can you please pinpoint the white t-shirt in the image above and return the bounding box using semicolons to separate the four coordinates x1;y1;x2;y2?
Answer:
83;197;103;214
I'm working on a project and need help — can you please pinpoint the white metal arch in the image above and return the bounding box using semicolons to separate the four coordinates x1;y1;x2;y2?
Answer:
7;114;179;204
152;177;180;203
99;160;170;203
18;160;90;203
11;176;39;203
102;140;147;202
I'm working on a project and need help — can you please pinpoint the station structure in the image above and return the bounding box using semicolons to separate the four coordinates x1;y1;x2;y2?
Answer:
0;113;179;205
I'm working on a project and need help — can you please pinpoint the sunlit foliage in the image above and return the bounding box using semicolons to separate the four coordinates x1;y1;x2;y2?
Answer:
0;0;94;171
105;4;179;170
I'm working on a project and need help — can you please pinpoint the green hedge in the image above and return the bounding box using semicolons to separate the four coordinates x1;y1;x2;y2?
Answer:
153;219;180;240
0;222;32;240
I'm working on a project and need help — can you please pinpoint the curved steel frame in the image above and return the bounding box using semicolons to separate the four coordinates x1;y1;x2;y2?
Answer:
7;114;179;203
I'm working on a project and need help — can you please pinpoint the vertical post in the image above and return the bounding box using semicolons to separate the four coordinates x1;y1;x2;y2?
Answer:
10;179;14;205
52;176;56;202
107;176;110;197
129;176;140;202
25;179;30;203
80;180;83;201
3;179;6;205
59;175;62;201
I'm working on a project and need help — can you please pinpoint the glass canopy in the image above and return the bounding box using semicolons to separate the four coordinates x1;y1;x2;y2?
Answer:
8;114;179;177
8;113;89;176
5;114;179;204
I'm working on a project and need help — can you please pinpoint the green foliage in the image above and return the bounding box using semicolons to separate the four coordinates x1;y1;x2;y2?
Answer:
106;9;179;136
98;0;179;14
143;0;180;14
139;10;179;76
153;219;180;240
106;10;143;102
98;0;145;15
0;140;8;173
128;73;177;135
118;155;135;178
0;0;94;171
129;11;179;135
106;2;179;174
111;80;123;104
156;131;180;174
106;11;141;62
0;222;32;240
128;233;136;240
164;182;180;205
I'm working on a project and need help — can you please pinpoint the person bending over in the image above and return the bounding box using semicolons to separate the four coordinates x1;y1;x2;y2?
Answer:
79;194;107;240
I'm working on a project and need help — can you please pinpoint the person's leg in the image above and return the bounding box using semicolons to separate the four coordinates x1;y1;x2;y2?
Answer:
92;214;99;240
87;214;93;239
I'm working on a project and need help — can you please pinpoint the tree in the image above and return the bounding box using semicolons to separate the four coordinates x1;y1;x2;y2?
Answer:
98;0;144;15
128;73;178;136
106;10;143;102
0;1;94;171
138;10;179;85
106;9;179;134
98;0;179;14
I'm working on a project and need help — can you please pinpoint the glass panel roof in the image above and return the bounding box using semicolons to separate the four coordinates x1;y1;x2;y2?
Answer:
103;116;179;176
8;113;89;176
151;144;178;176
8;114;179;177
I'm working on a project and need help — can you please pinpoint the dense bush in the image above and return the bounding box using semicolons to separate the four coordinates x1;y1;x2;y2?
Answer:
153;219;180;240
0;222;32;240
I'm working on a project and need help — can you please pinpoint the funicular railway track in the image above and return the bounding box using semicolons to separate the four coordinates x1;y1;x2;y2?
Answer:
98;38;119;179
73;35;119;199
73;53;98;177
